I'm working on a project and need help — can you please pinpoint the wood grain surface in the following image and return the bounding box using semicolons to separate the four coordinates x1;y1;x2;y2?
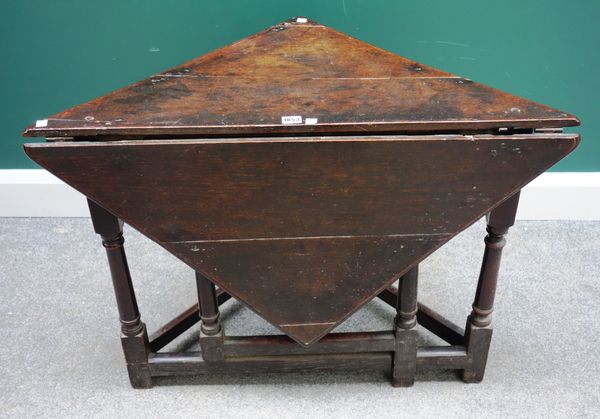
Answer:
23;18;578;139
24;133;578;344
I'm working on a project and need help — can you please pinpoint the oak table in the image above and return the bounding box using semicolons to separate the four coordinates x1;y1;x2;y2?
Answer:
23;18;580;388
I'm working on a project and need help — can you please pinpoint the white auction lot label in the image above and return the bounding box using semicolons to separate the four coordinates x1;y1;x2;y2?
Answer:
281;115;303;124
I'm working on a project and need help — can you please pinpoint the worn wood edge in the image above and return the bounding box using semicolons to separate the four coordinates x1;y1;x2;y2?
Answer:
22;118;580;138
22;132;580;147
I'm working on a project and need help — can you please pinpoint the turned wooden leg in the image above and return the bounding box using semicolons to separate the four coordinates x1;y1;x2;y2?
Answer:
196;271;224;361
392;265;419;387
463;192;520;383
88;199;152;388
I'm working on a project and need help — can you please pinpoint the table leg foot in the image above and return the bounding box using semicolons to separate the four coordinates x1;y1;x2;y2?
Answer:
199;328;225;362
462;320;492;383
392;328;418;387
126;363;153;389
121;326;152;388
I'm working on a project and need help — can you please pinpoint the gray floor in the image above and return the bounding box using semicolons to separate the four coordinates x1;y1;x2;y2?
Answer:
1;218;599;418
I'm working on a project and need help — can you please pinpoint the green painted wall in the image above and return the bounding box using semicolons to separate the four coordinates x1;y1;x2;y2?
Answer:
2;0;597;170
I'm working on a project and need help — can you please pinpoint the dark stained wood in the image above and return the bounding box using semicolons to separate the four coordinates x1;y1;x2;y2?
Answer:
416;346;468;369
223;332;395;357
22;19;578;139
148;352;394;377
395;267;419;330
463;193;520;383
147;346;468;377
196;271;225;361
178;236;443;346
377;287;397;307
149;304;198;353
167;18;452;80
487;191;521;233
416;303;465;346
23;17;581;387
23;134;578;241
378;287;465;345
472;192;520;328
149;289;231;352
87;199;152;388
24;133;577;345
393;266;419;387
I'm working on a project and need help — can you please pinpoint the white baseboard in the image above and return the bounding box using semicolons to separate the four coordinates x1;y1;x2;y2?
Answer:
516;172;600;220
0;170;89;217
1;170;598;220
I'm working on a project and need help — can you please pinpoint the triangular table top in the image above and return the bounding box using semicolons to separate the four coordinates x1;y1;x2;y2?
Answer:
24;17;578;139
24;18;579;346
